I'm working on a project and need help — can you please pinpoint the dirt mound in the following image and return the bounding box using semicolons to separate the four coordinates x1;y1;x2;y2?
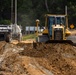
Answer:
20;43;76;75
0;41;76;75
0;42;29;75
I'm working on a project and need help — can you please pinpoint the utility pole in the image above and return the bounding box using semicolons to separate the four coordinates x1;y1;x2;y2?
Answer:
45;0;49;12
15;0;17;33
11;0;13;24
15;0;17;25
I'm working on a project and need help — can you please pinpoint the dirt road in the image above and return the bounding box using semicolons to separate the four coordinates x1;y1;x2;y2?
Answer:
0;41;76;75
70;29;76;35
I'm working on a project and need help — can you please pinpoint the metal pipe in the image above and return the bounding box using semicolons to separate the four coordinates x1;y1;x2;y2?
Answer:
65;6;67;15
65;6;68;29
45;15;47;28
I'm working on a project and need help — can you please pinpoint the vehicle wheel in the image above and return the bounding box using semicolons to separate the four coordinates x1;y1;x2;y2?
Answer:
6;34;12;42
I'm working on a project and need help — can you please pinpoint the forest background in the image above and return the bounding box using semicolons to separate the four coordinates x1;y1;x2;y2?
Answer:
0;0;76;31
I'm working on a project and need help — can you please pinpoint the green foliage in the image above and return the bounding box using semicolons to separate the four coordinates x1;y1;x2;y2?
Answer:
0;0;76;28
0;20;11;25
22;34;36;40
0;0;11;20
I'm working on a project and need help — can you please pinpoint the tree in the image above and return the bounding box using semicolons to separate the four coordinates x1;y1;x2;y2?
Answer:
0;0;76;27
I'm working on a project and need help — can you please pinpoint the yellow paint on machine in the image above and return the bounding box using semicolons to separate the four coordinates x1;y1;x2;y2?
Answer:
65;29;71;35
42;29;48;34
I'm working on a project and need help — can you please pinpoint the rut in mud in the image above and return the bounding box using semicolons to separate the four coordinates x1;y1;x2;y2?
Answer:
0;41;76;75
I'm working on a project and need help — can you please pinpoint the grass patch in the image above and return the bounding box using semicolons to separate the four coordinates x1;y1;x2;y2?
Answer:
22;34;36;40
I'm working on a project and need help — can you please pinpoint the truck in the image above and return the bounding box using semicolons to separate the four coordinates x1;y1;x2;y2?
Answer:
0;24;22;42
0;25;12;42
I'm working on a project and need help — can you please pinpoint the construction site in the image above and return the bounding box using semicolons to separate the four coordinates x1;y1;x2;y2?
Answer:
0;0;76;75
0;13;76;75
0;38;76;75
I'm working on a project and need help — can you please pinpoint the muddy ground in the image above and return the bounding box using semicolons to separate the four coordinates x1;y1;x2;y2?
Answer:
0;41;76;75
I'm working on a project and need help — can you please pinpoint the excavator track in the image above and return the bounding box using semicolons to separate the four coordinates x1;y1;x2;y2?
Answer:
34;40;76;49
45;40;76;46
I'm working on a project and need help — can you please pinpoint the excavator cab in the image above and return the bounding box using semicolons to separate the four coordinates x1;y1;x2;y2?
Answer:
36;14;67;42
47;15;66;40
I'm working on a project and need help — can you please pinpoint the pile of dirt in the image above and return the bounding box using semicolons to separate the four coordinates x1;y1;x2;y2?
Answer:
0;41;76;75
0;42;30;75
20;43;76;75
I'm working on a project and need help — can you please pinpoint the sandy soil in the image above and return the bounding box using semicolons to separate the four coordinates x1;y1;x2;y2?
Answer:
0;40;76;75
11;39;35;45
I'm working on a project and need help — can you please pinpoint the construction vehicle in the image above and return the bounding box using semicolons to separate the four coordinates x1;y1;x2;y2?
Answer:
0;24;22;42
0;25;12;42
36;11;76;45
12;24;22;41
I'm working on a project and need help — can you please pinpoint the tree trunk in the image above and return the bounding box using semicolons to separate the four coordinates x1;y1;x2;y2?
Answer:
45;0;49;12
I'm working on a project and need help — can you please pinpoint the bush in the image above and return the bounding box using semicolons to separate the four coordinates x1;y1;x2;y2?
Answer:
0;20;11;25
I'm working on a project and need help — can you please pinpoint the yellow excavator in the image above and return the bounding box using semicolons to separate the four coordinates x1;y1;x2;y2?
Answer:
36;7;76;45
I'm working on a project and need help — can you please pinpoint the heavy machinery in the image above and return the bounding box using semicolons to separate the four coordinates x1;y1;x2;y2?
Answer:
0;24;22;42
0;25;12;42
36;14;76;45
